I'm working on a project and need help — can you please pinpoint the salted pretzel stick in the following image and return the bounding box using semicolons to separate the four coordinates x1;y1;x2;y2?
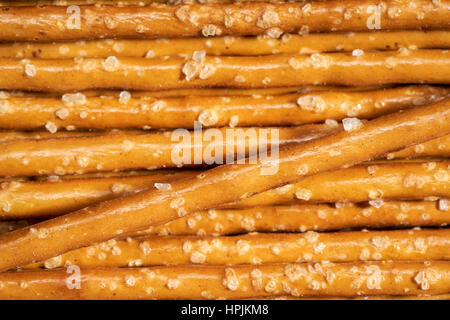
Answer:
0;86;345;100
387;135;450;159
1;129;447;162
1;160;448;219
7;201;450;237
1;85;447;130
0;0;449;41
26;228;450;269
35;170;180;181
134;201;450;236
3;31;450;59
0;129;149;143
233;161;450;208
2;262;450;299
3;50;450;91
0;0;242;6
0;126;332;177
0;170;198;219
0;101;448;272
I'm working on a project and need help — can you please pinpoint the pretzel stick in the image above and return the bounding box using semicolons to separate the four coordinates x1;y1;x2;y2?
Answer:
0;126;332;177
1;160;448;219
0;129;149;143
3;31;450;59
25;228;450;269
9;201;450;237
233;161;450;208
0;86;344;99
2;50;450;91
0;85;447;130
134;201;450;236
0;0;242;6
387;135;450;159
0;170;198;219
0;0;448;41
1;262;450;299
0;101;448;272
1;130;447;165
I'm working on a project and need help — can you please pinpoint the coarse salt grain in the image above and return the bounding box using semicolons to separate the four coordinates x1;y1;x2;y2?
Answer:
45;121;58;134
438;199;449;211
342;118;362;131
62;92;86;106
119;91;131;104
102;56;120;72
24;64;36;77
352;49;364;57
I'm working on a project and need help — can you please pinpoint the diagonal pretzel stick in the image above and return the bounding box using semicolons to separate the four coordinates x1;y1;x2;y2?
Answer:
0;100;447;272
1;161;447;219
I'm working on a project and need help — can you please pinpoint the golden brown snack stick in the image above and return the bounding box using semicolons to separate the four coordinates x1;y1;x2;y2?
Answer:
0;85;447;130
35;169;179;181
2;50;450;91
135;201;450;236
233;161;450;208
0;0;448;41
0;129;148;142
387;135;450;159
0;125;333;177
3;31;450;59
0;86;349;99
27;228;450;269
0;101;448;272
1;160;448;219
0;0;246;6
0;170;198;219
2;262;450;299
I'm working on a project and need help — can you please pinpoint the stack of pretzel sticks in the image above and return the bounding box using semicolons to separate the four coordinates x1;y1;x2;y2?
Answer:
0;0;449;300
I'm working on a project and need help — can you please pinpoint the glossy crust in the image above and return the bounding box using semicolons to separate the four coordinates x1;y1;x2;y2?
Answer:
26;228;450;269
233;161;450;208
0;126;335;177
2;50;450;91
0;101;448;272
1;262;450;299
0;0;448;41
134;201;450;236
0;170;197;219
0;85;447;130
1;160;448;219
2;31;450;59
0;0;258;6
3;201;448;237
0;86;345;99
0;125;339;176
387;135;450;159
0;129;147;142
